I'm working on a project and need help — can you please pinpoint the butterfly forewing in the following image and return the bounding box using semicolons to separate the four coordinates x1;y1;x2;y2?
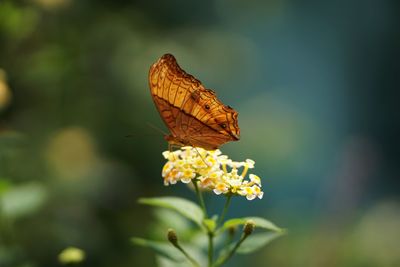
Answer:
149;53;240;149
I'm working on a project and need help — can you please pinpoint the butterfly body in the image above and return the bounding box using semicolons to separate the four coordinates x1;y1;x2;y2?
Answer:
149;54;240;150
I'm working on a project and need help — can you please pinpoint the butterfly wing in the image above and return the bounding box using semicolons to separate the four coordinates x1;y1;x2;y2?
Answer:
149;54;240;149
149;54;202;139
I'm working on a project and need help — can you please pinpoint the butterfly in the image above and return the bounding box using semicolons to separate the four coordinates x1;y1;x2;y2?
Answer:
148;54;240;150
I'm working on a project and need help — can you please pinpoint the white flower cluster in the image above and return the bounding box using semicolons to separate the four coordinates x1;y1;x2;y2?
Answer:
162;147;264;200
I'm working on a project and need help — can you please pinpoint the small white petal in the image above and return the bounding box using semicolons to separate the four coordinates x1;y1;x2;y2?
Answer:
229;161;243;168
245;159;255;168
181;177;192;183
246;194;256;201
213;189;223;195
249;174;261;185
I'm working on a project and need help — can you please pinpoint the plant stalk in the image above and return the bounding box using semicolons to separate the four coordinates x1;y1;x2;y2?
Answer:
173;243;201;267
213;233;249;267
208;232;214;267
193;180;207;217
217;195;232;226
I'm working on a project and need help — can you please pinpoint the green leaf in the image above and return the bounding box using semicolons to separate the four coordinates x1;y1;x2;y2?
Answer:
219;217;283;234
237;232;284;254
149;208;193;239
131;238;185;262
203;218;216;232
139;197;204;228
0;182;47;219
157;255;190;267
133;238;206;266
0;179;11;195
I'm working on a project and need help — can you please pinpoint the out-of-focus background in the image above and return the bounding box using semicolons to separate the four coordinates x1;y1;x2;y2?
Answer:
1;0;399;266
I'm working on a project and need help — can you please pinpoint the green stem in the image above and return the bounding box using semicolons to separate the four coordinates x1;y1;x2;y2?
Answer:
193;180;207;217
225;226;236;247
213;233;249;267
192;180;215;266
208;232;214;267
217;195;232;226
172;243;201;267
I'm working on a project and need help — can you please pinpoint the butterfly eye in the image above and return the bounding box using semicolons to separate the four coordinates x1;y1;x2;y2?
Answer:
220;123;227;129
205;104;210;110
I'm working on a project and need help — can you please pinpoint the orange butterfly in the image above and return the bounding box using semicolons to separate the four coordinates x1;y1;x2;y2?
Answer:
149;54;240;150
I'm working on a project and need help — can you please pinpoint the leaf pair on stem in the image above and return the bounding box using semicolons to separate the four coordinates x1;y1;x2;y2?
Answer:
133;195;285;267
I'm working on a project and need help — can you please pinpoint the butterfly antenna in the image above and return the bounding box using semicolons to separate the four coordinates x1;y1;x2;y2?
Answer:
146;122;168;136
189;143;209;166
125;123;167;138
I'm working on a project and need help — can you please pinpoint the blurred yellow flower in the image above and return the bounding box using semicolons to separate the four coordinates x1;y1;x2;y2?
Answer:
45;127;98;180
161;147;264;200
58;246;86;264
33;0;72;10
0;69;12;110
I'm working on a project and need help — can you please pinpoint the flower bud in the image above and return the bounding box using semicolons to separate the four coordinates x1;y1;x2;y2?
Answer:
243;220;256;236
167;229;178;245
